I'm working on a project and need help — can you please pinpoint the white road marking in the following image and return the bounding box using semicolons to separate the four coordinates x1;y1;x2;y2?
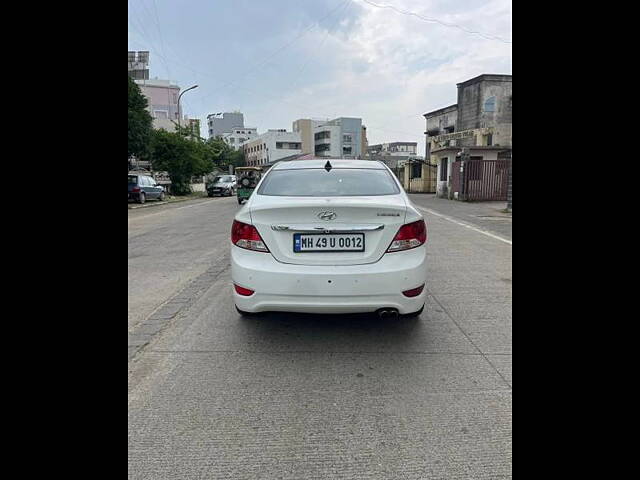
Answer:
416;206;512;245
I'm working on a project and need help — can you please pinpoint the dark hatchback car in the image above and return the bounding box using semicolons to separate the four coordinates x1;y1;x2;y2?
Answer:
128;174;165;203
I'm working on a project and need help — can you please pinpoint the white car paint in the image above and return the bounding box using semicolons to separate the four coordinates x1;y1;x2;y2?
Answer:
230;159;427;314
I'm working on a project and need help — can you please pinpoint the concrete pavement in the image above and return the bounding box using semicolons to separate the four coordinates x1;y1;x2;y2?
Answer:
128;194;512;479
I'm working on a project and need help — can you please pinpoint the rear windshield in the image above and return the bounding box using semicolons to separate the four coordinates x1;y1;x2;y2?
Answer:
257;168;400;196
213;176;234;183
128;175;138;184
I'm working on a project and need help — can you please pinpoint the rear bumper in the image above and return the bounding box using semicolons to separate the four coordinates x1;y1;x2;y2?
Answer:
231;245;427;314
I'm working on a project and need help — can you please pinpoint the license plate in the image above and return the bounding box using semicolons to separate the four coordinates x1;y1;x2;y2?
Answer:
293;233;365;252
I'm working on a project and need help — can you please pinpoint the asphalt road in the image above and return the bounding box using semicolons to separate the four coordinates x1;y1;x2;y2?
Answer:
128;195;512;479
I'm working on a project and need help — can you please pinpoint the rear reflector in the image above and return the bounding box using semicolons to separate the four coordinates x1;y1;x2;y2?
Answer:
234;284;255;296
231;220;269;252
387;220;427;252
402;284;425;297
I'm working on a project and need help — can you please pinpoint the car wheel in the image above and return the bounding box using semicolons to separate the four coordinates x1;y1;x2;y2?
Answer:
158;192;165;201
138;192;146;204
237;197;243;205
403;304;424;318
207;192;213;197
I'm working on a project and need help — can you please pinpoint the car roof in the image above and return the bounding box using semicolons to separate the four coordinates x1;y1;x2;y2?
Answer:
272;159;386;170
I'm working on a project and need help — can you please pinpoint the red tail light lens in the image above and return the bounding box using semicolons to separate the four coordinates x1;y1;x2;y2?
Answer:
387;220;427;252
402;284;425;297
234;284;255;296
231;220;269;252
132;187;140;193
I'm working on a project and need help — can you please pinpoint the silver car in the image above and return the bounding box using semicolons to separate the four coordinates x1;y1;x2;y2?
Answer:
207;175;237;197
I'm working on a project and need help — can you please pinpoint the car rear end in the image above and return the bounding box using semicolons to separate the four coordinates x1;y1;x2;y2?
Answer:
128;175;141;201
230;160;427;315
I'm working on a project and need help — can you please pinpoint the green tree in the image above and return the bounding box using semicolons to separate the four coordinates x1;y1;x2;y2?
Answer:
150;129;214;195
128;77;153;163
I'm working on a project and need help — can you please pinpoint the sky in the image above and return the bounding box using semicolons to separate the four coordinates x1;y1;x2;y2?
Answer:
128;0;512;156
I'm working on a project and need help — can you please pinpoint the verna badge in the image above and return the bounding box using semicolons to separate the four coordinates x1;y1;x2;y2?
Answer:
317;211;337;221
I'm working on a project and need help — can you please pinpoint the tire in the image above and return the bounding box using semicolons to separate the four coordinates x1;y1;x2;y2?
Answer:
207;192;213;197
403;304;424;318
137;192;146;204
238;197;243;205
158;192;165;201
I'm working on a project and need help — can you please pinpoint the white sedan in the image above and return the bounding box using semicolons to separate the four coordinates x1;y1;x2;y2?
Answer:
230;159;427;319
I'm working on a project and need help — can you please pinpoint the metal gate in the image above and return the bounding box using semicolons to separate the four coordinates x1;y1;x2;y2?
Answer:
452;160;511;201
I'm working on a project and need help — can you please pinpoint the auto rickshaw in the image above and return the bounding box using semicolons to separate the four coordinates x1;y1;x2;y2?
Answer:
235;167;263;204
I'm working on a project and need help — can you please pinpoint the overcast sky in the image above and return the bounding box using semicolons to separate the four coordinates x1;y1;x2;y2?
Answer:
128;0;511;156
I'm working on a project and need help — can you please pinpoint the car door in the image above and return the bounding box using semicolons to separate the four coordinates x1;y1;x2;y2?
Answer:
149;176;161;198
146;176;159;199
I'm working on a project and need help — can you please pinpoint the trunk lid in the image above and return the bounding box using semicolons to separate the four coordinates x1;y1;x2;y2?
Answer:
250;195;407;266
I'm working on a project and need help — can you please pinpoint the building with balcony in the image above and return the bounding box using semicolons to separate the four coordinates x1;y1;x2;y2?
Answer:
424;74;512;198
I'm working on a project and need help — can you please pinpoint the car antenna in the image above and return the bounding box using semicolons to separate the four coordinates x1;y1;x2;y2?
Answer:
324;160;332;172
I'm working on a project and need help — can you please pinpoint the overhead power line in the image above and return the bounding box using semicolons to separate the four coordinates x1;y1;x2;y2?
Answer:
358;0;512;44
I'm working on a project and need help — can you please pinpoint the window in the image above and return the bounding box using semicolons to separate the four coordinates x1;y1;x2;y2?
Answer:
128;175;138;185
343;146;352;155
258;169;400;196
276;142;285;149
343;134;352;143
440;158;448;181
229;138;235;144
315;143;331;153
484;96;496;112
486;133;493;146
411;162;421;179
315;131;331;140
155;110;168;119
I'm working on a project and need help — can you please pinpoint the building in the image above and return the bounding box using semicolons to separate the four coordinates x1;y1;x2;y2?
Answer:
221;127;258;150
367;142;418;157
292;119;327;155
135;78;182;132
243;130;302;167
207;112;245;139
292;117;364;159
424;74;512;198
128;51;149;80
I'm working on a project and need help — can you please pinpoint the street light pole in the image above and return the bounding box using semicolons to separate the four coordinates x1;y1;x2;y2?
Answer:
177;84;198;130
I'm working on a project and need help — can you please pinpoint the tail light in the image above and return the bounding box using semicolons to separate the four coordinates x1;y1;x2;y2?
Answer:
231;220;269;252
234;284;255;296
403;284;425;297
387;219;427;252
132;187;140;193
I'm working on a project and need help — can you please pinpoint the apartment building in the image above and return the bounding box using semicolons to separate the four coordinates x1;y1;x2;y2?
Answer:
243;130;302;167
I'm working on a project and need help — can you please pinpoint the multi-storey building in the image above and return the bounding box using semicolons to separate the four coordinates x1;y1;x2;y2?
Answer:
207;112;245;139
367;142;418;157
243;130;302;167
134;78;182;132
423;74;512;197
221;127;258;150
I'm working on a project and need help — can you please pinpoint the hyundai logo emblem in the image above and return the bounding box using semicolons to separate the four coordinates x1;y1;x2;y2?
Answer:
317;211;337;221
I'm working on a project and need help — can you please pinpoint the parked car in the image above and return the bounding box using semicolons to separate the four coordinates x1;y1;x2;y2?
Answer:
128;174;165;203
207;175;237;197
230;159;427;319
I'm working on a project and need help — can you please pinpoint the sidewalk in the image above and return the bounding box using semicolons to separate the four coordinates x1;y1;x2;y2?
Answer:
128;192;207;210
408;194;512;240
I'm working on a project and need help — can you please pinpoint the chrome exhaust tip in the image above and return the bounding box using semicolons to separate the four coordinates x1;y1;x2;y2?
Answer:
376;308;399;320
